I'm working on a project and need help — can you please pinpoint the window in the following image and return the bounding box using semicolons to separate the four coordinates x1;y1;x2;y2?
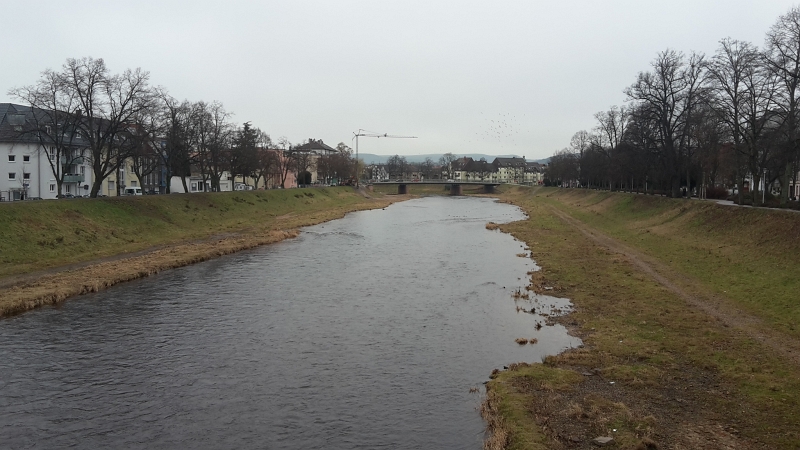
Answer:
23;173;30;180
80;166;85;175
8;173;16;180
49;147;55;159
50;184;55;192
8;155;15;162
23;155;30;162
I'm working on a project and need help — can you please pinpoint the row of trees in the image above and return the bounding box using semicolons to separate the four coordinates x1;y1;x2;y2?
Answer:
546;6;800;206
383;153;461;179
10;57;356;197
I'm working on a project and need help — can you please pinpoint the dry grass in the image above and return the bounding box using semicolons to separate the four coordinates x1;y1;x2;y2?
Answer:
0;229;297;316
486;222;501;230
0;189;403;317
480;389;511;450
515;338;529;345
483;186;800;449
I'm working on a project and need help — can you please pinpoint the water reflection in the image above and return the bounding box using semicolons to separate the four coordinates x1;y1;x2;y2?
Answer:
0;196;580;449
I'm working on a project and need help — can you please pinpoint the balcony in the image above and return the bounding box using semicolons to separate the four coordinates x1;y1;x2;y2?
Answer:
61;156;85;165
63;174;85;183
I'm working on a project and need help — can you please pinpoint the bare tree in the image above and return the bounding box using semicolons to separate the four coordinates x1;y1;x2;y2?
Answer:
438;152;458;180
9;69;87;197
625;50;707;197
420;157;436;180
274;137;296;188
386;155;408;179
546;149;579;186
151;92;195;193
707;38;778;204
192;101;231;192
125;121;161;194
253;131;276;188
58;57;153;197
291;146;315;186
764;6;800;205
335;142;355;181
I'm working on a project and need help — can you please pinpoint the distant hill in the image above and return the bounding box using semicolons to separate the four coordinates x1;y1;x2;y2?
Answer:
357;153;542;164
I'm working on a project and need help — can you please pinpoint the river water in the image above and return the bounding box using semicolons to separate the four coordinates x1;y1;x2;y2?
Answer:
0;196;579;449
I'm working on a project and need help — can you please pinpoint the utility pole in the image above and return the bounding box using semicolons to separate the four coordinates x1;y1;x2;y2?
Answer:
352;129;417;187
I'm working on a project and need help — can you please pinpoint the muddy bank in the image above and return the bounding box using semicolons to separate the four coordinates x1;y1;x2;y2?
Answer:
0;192;403;317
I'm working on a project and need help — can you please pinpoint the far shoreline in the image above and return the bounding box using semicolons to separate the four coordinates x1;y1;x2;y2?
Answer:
0;189;407;318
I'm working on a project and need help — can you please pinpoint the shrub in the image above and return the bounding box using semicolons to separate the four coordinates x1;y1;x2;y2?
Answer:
705;185;729;200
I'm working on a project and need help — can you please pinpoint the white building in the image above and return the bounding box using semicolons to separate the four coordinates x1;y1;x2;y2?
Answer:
0;103;91;201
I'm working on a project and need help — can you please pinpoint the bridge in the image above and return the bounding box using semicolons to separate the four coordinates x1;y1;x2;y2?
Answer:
369;180;501;195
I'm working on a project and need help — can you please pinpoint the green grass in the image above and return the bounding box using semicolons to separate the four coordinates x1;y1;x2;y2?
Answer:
484;186;800;448
0;187;381;277
539;188;800;339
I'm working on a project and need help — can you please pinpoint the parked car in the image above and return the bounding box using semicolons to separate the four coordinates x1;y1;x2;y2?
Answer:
123;187;143;196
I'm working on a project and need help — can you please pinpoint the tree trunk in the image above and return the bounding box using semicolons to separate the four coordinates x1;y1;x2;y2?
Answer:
164;167;172;194
115;166;121;197
181;176;189;193
780;163;791;206
90;177;102;198
686;167;691;198
671;176;680;198
736;172;744;205
753;174;761;206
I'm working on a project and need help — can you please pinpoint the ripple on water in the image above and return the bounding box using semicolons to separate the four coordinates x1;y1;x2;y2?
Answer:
0;196;580;449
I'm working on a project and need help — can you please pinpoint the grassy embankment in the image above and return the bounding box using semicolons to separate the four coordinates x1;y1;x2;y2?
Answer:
484;187;800;449
0;187;398;316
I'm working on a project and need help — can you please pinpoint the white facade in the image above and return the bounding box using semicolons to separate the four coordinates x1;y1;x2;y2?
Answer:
169;172;235;194
0;142;91;201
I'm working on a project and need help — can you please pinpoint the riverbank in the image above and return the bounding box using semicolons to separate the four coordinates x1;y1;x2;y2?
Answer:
484;186;800;449
0;188;402;317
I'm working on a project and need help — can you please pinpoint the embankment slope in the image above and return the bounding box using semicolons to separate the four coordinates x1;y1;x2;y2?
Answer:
0;188;398;316
485;187;800;449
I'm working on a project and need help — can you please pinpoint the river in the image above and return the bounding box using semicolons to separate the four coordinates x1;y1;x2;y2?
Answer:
0;196;580;449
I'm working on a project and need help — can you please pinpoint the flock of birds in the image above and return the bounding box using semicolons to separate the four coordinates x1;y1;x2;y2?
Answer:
468;112;527;148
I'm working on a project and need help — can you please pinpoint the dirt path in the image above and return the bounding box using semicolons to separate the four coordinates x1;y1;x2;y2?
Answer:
548;205;800;367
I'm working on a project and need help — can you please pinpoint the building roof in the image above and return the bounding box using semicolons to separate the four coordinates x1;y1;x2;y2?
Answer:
294;139;337;153
492;157;526;167
526;162;544;172
0;102;90;148
0;103;37;143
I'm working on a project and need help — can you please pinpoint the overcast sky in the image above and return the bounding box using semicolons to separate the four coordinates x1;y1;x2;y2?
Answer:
2;1;798;159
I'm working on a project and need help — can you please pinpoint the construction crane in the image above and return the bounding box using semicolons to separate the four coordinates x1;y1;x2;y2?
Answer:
352;129;418;187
